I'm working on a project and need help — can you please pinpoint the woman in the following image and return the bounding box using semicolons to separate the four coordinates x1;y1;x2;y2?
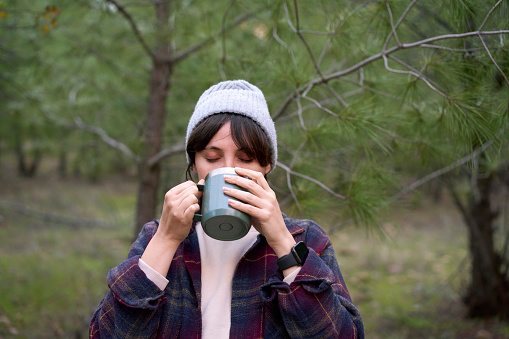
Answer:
90;80;364;338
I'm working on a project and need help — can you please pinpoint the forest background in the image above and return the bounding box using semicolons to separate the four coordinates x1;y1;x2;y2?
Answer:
1;0;509;338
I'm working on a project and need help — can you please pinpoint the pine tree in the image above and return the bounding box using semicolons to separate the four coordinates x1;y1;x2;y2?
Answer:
2;0;508;319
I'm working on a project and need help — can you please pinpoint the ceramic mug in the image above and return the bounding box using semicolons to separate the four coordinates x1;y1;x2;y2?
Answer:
193;167;251;241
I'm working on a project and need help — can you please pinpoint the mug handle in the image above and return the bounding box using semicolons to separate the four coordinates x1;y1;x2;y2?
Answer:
193;183;205;222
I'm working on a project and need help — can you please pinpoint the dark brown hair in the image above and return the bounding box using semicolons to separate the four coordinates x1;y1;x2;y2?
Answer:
186;113;272;179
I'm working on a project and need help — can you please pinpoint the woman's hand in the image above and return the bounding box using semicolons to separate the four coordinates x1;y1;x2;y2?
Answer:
141;180;203;277
157;180;203;245
223;168;295;258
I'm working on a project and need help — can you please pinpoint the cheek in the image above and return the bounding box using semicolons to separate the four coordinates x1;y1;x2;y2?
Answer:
242;162;267;174
194;158;214;180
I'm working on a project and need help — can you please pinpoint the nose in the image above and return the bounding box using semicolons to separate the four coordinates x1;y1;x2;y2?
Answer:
224;157;236;168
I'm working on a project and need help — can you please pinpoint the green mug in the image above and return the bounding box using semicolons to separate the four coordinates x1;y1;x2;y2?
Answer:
193;167;251;241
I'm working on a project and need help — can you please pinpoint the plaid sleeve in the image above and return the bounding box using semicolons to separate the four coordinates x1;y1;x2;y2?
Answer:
260;221;364;339
89;222;168;339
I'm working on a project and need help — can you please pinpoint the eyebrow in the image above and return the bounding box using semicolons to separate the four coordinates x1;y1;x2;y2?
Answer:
203;145;247;152
203;146;222;151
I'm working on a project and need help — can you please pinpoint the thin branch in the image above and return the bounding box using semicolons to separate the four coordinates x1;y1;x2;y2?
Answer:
276;161;347;199
272;25;298;70
273;30;509;120
73;117;141;162
277;97;336;123
478;33;509;86
395;30;509;49
300;94;342;118
383;0;418;51
285;0;322;78
382;53;448;99
122;1;171;8
419;44;485;53
147;143;186;167
478;0;503;31
290;141;307;168
105;0;156;60
171;11;255;64
220;0;236;67
286;0;348;108
386;54;450;99
285;169;303;211
270;7;509;121
295;29;338;36
316;34;332;69
391;140;494;201
0;201;113;228
324;30;509;84
295;93;307;130
384;0;400;48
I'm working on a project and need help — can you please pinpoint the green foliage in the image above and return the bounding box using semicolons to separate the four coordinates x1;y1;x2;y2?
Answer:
1;0;509;329
1;0;508;228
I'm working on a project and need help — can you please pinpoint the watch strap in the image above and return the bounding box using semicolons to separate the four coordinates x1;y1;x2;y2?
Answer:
276;251;299;271
276;241;308;271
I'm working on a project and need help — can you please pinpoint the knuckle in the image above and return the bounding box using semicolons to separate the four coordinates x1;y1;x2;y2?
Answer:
245;204;256;214
188;195;199;205
165;200;175;209
252;171;264;180
245;180;257;190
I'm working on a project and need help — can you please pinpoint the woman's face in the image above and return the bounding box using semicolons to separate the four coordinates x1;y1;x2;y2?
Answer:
193;121;271;180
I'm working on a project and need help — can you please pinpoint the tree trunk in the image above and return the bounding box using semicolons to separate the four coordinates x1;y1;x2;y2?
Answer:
455;5;509;320
134;1;172;238
15;142;42;178
456;174;509;319
58;150;67;178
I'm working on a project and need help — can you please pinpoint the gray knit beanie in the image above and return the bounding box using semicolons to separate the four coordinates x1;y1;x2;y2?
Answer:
185;80;277;171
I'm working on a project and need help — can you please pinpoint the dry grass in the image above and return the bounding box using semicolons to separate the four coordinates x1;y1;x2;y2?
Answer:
333;196;509;338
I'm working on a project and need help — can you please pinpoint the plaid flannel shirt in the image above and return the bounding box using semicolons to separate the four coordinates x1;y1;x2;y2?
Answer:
89;214;364;338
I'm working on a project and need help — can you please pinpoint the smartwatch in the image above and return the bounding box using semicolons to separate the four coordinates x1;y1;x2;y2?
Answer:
276;241;309;271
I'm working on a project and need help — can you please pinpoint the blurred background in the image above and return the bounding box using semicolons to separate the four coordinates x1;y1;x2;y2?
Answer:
1;0;509;338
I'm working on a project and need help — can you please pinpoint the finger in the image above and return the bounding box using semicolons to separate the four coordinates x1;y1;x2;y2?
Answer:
181;191;200;210
183;199;201;220
227;198;259;216
223;186;261;207
177;181;200;199
163;181;199;214
182;196;200;219
234;167;270;190
224;174;265;196
168;180;198;198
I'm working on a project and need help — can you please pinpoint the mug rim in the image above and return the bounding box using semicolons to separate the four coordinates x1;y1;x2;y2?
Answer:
204;167;237;180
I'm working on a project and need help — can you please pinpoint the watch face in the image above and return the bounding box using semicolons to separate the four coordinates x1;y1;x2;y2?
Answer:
293;241;309;264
